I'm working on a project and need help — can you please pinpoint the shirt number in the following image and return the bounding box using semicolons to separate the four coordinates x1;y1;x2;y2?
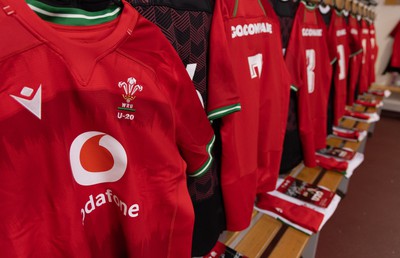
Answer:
337;44;346;80
306;49;316;93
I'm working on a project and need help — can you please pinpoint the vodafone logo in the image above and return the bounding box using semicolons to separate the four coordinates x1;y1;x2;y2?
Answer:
70;131;127;186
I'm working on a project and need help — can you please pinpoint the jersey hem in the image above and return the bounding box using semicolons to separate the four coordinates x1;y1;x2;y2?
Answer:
207;103;241;120
188;135;216;177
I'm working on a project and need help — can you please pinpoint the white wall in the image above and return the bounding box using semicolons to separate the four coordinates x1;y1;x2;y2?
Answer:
374;0;400;84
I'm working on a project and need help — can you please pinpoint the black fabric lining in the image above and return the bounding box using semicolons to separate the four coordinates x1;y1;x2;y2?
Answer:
128;0;213;13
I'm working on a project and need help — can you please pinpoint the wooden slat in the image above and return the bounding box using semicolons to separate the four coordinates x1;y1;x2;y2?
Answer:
361;94;384;103
222;231;241;247
343;140;361;151
384;0;400;6
222;210;260;246
326;137;343;147
353;105;366;112
268;228;310;258
234;215;282;258
318;170;344;191
340;118;356;128
295;166;322;184
366;107;377;113
355;122;370;131
371;84;400;93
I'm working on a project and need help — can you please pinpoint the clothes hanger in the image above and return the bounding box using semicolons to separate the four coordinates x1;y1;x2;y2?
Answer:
359;3;367;18
363;5;368;18
344;0;352;12
306;0;322;6
322;0;334;6
335;0;345;10
371;10;376;21
351;0;358;15
367;7;375;21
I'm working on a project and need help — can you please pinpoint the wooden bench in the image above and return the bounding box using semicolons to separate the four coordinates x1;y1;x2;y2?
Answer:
218;97;380;258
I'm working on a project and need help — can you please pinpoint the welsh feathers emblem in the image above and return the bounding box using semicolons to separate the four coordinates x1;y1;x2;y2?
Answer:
118;77;143;103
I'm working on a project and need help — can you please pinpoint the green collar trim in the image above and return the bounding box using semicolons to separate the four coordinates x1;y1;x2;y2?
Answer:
335;9;343;16
189;135;216;177
26;0;122;26
301;0;317;10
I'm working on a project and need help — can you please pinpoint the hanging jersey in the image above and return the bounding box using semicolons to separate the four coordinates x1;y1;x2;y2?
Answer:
369;22;378;85
208;0;291;231
328;10;351;126
358;18;371;94
127;1;225;255
272;0;317;170
0;1;215;257
318;4;336;137
286;1;333;151
347;14;363;105
390;21;400;68
268;0;310;173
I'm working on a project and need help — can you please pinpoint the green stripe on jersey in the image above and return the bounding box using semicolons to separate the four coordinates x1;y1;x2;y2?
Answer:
207;103;241;121
232;0;239;17
189;135;216;178
26;0;121;26
257;0;267;16
291;85;298;92
350;48;363;58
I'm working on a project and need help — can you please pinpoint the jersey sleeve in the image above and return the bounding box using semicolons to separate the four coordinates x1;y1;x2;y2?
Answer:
391;27;400;68
207;0;241;120
157;47;215;178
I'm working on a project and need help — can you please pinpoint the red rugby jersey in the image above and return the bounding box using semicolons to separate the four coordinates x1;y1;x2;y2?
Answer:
272;0;317;169
208;0;291;230
328;10;351;125
285;1;333;151
390;21;400;68
369;22;378;85
347;14;363;105
358;18;371;94
0;0;215;257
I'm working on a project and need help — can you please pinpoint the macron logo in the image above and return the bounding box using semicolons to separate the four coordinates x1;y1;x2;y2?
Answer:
248;53;263;79
10;85;42;119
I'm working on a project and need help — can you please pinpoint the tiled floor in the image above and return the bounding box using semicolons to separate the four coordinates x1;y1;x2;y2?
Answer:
316;113;400;258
